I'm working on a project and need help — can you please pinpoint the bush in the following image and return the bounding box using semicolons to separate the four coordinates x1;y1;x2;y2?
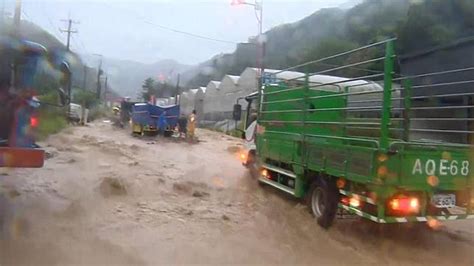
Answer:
37;108;67;140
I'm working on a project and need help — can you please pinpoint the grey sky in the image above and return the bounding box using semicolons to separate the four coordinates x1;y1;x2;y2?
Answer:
4;0;350;64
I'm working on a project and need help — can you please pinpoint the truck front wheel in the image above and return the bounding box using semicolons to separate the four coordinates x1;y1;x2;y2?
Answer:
308;178;339;229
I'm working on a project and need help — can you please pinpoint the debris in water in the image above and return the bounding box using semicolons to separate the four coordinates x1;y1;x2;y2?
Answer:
173;182;192;194
186;210;193;216
222;214;230;221
45;150;58;159
128;161;139;166
57;157;77;164
192;190;210;198
99;176;127;196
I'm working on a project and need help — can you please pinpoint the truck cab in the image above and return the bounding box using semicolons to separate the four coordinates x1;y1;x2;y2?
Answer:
240;92;259;166
0;36;69;168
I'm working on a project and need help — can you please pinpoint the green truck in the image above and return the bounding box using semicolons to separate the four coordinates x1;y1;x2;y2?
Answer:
237;39;474;228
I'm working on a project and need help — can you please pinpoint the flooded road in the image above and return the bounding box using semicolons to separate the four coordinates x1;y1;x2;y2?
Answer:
0;121;473;265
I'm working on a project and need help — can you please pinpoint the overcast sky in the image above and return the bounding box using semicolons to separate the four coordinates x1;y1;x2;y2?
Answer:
3;0;351;64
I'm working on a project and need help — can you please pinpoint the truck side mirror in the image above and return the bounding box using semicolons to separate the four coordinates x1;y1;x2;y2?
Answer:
233;104;242;121
58;61;71;107
57;87;68;106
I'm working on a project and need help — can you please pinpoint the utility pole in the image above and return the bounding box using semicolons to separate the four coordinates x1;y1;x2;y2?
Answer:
59;18;78;51
94;54;103;100
60;18;78;119
82;65;87;90
104;75;108;105
13;0;20;30
231;0;264;107
175;74;180;105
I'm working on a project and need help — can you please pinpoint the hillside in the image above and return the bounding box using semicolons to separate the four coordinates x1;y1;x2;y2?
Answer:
185;0;474;88
81;55;192;97
0;18;103;97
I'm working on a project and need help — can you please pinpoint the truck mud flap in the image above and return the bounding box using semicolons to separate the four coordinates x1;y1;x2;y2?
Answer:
0;147;45;168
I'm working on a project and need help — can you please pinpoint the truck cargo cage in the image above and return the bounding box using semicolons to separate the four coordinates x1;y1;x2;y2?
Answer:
260;38;474;150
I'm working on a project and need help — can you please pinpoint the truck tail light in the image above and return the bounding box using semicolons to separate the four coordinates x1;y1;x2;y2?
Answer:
240;152;247;162
388;196;420;214
261;169;269;178
30;116;39;128
349;197;361;208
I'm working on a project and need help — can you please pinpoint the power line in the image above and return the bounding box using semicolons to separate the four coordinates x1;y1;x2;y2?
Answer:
39;1;65;42
143;20;237;45
102;2;237;45
71;34;88;54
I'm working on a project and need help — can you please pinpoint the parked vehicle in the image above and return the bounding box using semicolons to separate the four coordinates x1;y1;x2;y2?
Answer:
68;103;83;123
236;39;474;228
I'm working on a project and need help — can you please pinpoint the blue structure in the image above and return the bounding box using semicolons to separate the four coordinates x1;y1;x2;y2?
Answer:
131;103;180;135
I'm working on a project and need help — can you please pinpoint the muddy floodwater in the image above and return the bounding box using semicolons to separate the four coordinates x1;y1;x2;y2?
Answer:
0;121;473;265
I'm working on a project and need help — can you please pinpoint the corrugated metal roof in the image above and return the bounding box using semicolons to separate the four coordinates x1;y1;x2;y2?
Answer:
209;81;221;87
226;75;240;84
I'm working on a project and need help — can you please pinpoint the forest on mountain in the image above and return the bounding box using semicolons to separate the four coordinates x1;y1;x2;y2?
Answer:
185;0;474;88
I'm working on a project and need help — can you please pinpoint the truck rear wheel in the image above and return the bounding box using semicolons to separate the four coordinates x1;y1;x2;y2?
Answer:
308;178;339;229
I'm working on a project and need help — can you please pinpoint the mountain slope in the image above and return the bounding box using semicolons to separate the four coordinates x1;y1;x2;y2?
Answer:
184;0;474;88
81;55;192;97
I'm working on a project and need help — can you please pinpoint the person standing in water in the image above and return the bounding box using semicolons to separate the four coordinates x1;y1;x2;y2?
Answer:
187;110;196;142
158;111;168;135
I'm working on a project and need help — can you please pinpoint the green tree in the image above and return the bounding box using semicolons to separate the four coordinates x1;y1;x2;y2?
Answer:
34;71;60;95
74;90;98;109
155;81;178;98
301;38;358;74
141;77;157;101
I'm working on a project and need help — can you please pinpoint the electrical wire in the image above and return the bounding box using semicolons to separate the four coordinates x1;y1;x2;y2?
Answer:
38;1;65;42
102;2;237;45
142;20;237;44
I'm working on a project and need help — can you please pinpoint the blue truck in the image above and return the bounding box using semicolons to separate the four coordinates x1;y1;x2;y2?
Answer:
1;36;70;168
131;103;180;136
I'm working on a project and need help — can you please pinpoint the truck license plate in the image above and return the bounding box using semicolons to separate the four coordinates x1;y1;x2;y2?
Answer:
431;194;456;208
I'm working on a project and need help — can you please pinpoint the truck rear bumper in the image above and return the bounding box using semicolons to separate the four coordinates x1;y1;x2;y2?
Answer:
340;204;474;223
0;147;45;168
